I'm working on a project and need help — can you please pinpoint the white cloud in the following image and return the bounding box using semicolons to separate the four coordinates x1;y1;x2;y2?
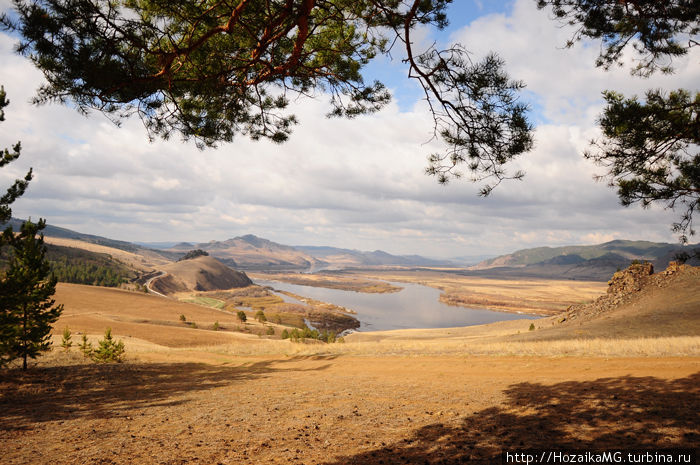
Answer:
0;0;696;258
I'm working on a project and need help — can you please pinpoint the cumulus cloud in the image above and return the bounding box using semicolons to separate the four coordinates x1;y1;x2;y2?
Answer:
0;0;695;258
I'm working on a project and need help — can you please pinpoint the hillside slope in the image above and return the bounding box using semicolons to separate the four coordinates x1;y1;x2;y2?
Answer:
470;240;699;281
511;262;700;341
151;255;252;295
170;235;324;270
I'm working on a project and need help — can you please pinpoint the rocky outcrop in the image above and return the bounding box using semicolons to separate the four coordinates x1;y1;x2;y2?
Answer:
557;262;694;323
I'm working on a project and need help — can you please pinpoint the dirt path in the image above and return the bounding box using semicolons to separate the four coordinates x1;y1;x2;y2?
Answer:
1;355;697;464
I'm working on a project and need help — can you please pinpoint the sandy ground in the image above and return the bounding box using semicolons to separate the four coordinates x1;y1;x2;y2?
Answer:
1;354;698;465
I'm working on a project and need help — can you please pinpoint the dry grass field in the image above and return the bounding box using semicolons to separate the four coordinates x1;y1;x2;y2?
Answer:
1;267;698;464
43;237;171;271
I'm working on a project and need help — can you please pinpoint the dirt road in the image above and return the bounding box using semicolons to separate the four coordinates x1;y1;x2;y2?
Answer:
1;355;697;464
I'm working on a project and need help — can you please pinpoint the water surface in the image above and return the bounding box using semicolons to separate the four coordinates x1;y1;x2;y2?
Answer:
255;279;538;331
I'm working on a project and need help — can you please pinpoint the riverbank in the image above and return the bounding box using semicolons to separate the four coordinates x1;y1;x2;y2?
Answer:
249;272;402;293
346;269;607;316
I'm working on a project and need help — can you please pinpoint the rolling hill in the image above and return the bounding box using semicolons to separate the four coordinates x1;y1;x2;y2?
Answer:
469;240;699;281
150;255;252;295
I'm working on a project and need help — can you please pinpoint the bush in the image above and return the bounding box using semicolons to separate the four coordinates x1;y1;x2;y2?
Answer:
266;326;275;336
61;327;73;350
212;321;219;331
281;329;289;339
179;314;186;322
237;310;247;323
255;310;267;323
79;334;93;358
91;328;125;363
529;323;535;331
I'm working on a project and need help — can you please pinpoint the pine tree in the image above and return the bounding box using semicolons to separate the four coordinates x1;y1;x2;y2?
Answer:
91;328;125;363
0;219;63;369
0;85;33;225
78;333;92;358
60;327;72;350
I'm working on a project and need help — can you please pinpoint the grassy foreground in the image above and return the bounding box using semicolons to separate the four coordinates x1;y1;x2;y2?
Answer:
0;269;698;464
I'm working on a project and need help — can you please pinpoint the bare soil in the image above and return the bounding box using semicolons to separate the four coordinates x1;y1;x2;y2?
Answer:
1;355;697;465
1;267;697;463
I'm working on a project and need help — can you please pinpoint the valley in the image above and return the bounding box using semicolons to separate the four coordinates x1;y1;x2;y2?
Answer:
1;222;698;464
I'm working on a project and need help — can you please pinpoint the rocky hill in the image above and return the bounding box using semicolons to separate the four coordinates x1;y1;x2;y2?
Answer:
514;262;700;341
150;255;252;295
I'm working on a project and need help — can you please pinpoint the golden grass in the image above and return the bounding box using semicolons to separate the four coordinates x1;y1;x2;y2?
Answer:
43;237;171;271
52;333;698;361
179;296;226;309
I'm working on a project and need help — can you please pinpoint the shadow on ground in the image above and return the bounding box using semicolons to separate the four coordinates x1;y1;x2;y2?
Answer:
323;373;700;465
0;355;335;430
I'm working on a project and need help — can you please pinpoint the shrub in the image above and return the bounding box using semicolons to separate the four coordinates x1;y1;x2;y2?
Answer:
281;329;289;339
212;321;219;331
237;310;247;323
179;314;187;322
255;310;267;323
92;328;125;363
266;326;275;336
529;323;535;331
61;327;73;350
79;334;93;358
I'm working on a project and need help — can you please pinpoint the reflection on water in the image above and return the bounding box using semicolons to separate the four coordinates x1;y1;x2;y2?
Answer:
255;279;538;331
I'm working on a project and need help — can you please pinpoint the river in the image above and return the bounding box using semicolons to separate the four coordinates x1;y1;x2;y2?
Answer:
254;279;538;331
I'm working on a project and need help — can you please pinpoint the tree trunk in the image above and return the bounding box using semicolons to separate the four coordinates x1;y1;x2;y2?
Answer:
22;303;27;370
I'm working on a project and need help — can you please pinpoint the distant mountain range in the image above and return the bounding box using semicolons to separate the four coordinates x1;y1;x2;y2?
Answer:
4;218;697;278
468;240;699;281
294;245;451;268
168;234;323;270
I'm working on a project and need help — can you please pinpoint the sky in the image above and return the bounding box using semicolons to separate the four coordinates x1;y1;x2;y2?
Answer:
0;0;698;259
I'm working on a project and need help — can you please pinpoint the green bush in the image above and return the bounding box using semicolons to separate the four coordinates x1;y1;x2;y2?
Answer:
237;310;247;323
91;328;125;363
266;326;275;336
529;323;535;331
255;310;267;323
61;327;72;350
179;314;186;322
212;321;219;331
79;334;93;358
281;329;289;339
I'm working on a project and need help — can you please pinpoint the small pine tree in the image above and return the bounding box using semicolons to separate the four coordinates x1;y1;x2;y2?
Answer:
529;323;535;331
79;334;93;358
91;328;125;363
237;310;247;323
0;219;63;369
61;327;72;350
